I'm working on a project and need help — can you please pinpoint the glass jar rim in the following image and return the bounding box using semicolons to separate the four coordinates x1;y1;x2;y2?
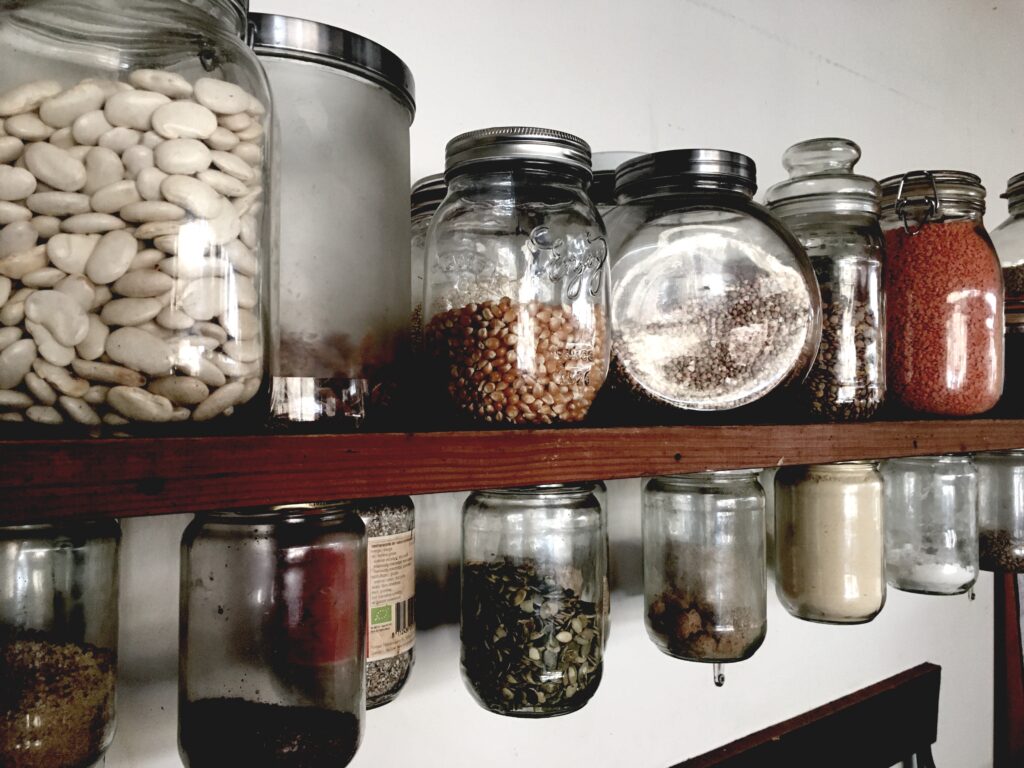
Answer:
476;482;598;497
652;469;762;483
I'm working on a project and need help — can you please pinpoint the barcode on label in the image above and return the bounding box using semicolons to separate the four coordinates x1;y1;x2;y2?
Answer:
393;597;415;635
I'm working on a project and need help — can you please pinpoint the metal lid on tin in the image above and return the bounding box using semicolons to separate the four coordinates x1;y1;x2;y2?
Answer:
614;149;757;198
444;127;592;179
765;138;880;216
1003;171;1024;214
590;151;643;207
249;13;416;117
411;173;446;217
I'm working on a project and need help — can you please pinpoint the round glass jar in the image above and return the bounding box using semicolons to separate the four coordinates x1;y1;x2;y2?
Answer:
461;483;606;717
976;450;1024;572
775;462;885;624
357;497;415;709
0;0;272;432
410;173;445;354
880;171;1004;415
882;455;978;595
992;172;1024;303
642;471;767;664
424;127;611;426
766;138;885;421
179;503;366;768
605;149;821;412
0;520;120;768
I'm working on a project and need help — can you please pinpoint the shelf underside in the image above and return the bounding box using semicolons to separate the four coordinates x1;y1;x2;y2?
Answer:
0;418;1022;522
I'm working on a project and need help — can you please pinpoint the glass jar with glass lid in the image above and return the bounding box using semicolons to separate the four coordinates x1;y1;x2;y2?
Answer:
976;450;1024;572
643;471;767;681
461;483;606;717
604;150;821;413
880;171;1003;415
410;174;446;352
179;502;366;768
424;127;611;426
775;462;885;623
0;520;120;768
0;0;272;433
882;455;978;595
766;138;885;421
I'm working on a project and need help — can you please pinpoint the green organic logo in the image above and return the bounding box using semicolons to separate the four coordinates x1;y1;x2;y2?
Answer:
371;605;392;625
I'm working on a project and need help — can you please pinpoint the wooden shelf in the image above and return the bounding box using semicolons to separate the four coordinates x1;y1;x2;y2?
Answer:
1;418;1023;522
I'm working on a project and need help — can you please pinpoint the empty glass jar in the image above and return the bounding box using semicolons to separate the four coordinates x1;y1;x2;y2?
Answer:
605;149;821;412
992;172;1024;303
766;138;885;421
461;484;606;717
0;520;120;768
880;171;1003;415
179;503;366;768
424;127;611;426
642;472;767;665
410;174;445;352
882;455;978;595
775;462;885;623
977;450;1024;572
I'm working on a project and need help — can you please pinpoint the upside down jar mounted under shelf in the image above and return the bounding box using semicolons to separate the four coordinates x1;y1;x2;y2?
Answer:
251;14;415;429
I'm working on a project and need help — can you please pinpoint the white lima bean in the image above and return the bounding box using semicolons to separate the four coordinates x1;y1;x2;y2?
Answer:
0;71;264;428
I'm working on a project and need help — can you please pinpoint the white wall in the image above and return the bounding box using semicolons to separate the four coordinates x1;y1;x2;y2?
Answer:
105;1;1021;765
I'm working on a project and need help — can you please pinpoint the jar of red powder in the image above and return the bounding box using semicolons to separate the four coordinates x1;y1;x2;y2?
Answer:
879;171;1004;415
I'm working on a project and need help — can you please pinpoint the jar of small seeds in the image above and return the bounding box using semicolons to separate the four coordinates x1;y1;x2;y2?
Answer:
976;450;1024;572
766;138;885;421
461;484;606;717
358;497;415;708
424;127;610;426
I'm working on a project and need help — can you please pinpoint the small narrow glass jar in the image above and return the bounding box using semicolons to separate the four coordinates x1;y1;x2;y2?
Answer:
880;171;1004;415
410;174;446;353
882;455;978;595
766;138;885;421
976;450;1024;572
359;497;415;709
461;484;606;717
179;503;366;768
0;520;120;768
424;127;611;426
775;462;885;623
589;151;642;217
642;471;767;663
992;172;1024;303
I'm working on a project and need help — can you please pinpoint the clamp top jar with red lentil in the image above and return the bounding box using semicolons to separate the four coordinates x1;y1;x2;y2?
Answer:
879;171;1004;415
424;127;610;426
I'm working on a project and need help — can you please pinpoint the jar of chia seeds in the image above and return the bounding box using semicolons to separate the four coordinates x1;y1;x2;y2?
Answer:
766;138;885;421
880;171;1004;415
358;496;415;708
976;450;1024;572
0;520;120;768
461;483;606;717
992;172;1024;303
179;502;366;768
604;150;821;412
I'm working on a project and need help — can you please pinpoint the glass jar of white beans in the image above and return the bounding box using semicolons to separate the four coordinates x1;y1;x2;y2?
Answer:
0;0;271;433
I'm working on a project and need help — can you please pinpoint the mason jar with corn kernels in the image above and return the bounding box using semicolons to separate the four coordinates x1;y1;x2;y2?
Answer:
423;127;611;426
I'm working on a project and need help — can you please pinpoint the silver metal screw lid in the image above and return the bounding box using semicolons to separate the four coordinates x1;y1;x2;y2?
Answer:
444;127;592;179
1003;171;1024;213
614;149;757;197
765;138;880;216
411;173;446;216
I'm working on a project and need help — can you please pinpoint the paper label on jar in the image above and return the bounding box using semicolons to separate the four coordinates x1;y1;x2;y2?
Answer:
367;530;416;662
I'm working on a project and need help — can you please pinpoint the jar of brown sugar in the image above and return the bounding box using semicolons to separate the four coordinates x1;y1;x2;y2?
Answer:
879;171;1004;415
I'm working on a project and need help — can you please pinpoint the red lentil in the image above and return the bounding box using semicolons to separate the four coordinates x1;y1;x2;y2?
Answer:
884;219;1004;414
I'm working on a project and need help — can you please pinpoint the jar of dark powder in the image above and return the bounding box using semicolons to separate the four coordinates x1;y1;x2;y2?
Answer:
604;149;821;412
0;520;120;768
179;503;366;768
766;138;885;421
357;497;415;708
642;472;767;667
976;451;1024;572
461;484;607;717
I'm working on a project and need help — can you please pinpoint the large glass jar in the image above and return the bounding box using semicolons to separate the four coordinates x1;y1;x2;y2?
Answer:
254;14;415;429
461;484;606;717
605;150;821;412
880;171;1003;415
882;455;978;595
179;503;366;768
410;173;445;353
424;128;610;426
642;471;767;665
766;138;885;421
0;0;272;432
977;450;1024;572
775;462;885;623
0;520;120;768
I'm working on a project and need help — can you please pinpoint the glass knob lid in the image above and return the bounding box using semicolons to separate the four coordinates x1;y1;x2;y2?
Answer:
782;137;861;177
765;137;880;215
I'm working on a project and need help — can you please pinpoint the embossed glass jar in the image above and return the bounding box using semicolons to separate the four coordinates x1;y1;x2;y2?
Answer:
0;0;273;433
424;127;611;426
